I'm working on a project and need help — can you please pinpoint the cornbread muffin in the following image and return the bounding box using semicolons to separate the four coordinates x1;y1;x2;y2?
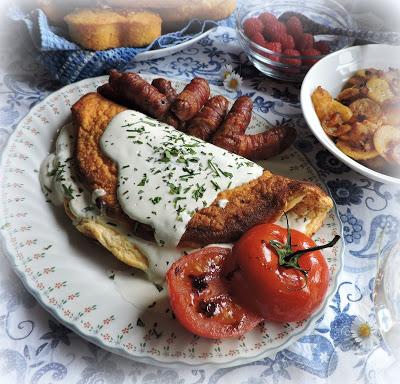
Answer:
64;8;162;50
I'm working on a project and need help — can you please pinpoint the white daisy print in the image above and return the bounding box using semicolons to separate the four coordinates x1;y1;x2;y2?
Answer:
350;316;380;351
223;72;243;92
221;64;234;80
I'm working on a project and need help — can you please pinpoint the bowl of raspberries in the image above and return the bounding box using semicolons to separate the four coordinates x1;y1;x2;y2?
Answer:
236;0;356;82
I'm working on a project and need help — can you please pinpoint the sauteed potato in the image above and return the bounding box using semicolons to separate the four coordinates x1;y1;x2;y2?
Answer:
312;68;400;177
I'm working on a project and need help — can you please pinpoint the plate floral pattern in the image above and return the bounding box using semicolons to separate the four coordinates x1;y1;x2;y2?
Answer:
0;74;343;367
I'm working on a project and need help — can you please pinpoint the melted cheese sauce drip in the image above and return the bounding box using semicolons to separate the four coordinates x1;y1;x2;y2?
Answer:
39;123;100;221
39;124;233;284
100;110;264;247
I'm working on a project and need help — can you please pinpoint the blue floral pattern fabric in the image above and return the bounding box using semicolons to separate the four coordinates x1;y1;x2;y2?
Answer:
1;16;400;384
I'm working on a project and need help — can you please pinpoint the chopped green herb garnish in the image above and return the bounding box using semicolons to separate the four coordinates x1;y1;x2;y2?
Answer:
149;196;162;204
192;183;206;201
62;184;74;199
210;180;220;191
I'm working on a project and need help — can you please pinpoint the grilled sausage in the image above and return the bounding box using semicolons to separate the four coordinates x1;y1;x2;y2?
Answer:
151;78;178;103
212;96;253;151
238;126;297;160
108;70;169;119
186;95;229;141
171;78;210;121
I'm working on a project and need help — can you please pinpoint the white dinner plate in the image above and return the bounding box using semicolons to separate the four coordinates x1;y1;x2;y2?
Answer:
0;74;343;368
301;44;400;186
134;28;215;62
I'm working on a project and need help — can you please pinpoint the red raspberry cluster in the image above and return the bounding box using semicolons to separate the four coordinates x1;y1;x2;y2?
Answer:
243;13;331;69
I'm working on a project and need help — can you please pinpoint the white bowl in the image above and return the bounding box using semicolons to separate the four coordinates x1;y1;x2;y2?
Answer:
300;44;400;185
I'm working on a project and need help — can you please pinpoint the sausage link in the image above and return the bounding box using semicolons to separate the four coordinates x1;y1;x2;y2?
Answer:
97;83;132;107
162;112;187;132
151;78;178;103
171;78;210;121
212;96;253;150
108;70;169;119
238;126;297;160
186;95;229;141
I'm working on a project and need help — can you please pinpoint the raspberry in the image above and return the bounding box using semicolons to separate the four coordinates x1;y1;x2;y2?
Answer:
243;17;264;38
281;49;301;66
279;34;295;50
295;33;314;51
251;32;266;47
314;41;330;54
264;21;287;42
285;16;303;39
281;49;301;73
258;12;278;26
301;48;322;66
264;41;282;53
250;32;268;57
262;42;282;62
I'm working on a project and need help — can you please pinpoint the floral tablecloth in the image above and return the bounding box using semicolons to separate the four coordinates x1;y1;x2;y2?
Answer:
1;12;400;384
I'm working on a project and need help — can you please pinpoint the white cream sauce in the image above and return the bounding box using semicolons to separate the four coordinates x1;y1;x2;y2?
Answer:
39;124;99;221
92;188;106;204
100;110;264;247
217;199;229;209
39;123;234;284
276;211;311;234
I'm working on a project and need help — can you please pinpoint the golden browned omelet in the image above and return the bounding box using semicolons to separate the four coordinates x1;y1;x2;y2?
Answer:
72;92;333;248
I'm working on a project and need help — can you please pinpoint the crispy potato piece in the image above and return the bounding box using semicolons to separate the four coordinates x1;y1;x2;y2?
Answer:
338;120;379;160
349;98;382;123
373;125;400;164
340;120;379;142
367;77;394;103
337;140;379;160
312;87;353;139
356;68;383;79
382;98;400;125
343;75;366;89
324;123;352;137
332;100;353;121
337;87;361;103
311;86;334;121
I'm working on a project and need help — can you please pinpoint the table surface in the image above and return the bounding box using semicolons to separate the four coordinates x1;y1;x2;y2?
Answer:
1;12;400;384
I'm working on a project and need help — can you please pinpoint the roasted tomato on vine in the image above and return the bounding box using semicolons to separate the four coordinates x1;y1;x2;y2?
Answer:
226;222;339;323
166;246;262;339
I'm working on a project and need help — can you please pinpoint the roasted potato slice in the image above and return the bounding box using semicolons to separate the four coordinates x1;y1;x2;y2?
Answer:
312;87;353;124
311;86;334;121
373;125;400;164
332;100;353;121
338;120;379;160
337;87;361;104
356;68;383;79
367;77;394;104
340;120;379;142
349;98;382;123
336;140;379;160
323;123;352;137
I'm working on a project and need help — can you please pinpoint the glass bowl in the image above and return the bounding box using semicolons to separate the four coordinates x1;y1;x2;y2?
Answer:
236;0;357;82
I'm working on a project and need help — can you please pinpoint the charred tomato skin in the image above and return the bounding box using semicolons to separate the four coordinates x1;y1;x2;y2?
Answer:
166;247;262;339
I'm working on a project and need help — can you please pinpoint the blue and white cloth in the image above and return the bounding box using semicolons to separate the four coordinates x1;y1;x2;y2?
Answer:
8;6;235;85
